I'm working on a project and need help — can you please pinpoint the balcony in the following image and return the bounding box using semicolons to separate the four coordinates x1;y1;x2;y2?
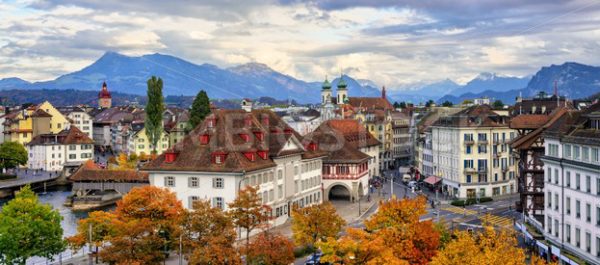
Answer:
477;168;487;173
493;139;501;145
478;140;488;145
464;167;477;173
502;166;509;172
464;140;475;145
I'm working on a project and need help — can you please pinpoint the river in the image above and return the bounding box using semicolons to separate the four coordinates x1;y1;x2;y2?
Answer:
0;186;113;265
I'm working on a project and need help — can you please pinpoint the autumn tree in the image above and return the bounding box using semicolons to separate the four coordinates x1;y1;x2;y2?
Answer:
319;197;439;265
431;226;527;265
0;185;65;264
183;200;240;265
291;202;346;251
246;232;295;265
72;186;185;265
117;153;134;169
145;76;165;154
67;211;116;263
227;185;272;250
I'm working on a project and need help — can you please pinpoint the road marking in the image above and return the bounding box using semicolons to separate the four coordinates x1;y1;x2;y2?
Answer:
441;205;513;227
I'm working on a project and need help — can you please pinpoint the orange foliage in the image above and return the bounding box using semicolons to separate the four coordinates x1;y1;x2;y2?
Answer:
245;232;295;265
291;202;346;248
227;186;272;249
319;197;439;265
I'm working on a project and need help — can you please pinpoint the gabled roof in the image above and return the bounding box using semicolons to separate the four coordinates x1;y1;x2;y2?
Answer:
433;105;509;128
27;126;94;146
143;109;325;173
543;102;600;145
347;97;394;111
68;160;148;182
509;115;550;130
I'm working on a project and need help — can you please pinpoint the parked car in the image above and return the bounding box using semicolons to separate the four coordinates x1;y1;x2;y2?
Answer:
408;181;422;191
305;251;330;265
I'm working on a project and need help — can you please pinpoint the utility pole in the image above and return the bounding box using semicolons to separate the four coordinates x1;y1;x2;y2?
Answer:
179;234;183;265
88;223;93;265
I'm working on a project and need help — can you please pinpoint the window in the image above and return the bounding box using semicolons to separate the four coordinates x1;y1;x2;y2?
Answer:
554;194;559;211
547;216;552;234
586;232;591;253
278;170;283;179
576;173;581;190
564;144;572;158
592;148;599;162
597;206;600;226
478;133;487;141
566;224;571;242
213;177;224;189
574;145;581;160
69;154;76;159
466;145;472;154
597;178;600;196
466;175;472;183
464;160;474;169
547;167;552;182
575;228;581;247
547;192;552;208
213;197;224;209
554;220;559;237
566;171;571;188
165;176;175;187
478;145;487;154
576;200;581;218
554;169;559;184
69;145;76;150
566;197;571;215
189;177;199;188
278;185;283;199
188;196;199;208
464;133;473;141
586;203;591;222
582;146;590;161
586;176;591;193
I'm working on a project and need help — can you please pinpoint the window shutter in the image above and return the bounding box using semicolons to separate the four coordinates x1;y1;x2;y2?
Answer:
188;177;192;188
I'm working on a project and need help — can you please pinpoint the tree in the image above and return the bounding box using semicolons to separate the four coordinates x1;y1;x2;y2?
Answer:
117;153;134;169
0;185;65;264
183;200;240;265
492;100;504;109
431;226;528;265
246;232;295;265
189;90;211;130
0;141;27;169
227;186;272;250
145;76;165;154
425;100;435;107
319;197;439;265
73;186;185;265
441;100;453;107
139;152;149;161
291;202;346;251
462;99;474;105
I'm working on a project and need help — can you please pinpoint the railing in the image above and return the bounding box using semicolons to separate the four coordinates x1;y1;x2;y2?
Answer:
464;167;477;173
464;140;475;145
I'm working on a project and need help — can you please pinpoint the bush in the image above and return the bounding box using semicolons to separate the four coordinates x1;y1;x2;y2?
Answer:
450;197;493;207
0;174;17;181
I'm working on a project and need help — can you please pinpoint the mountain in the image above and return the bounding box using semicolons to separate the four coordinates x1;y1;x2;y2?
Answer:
0;77;31;89
523;62;600;99
388;79;460;103
0;52;386;103
437;89;523;105
447;72;530;96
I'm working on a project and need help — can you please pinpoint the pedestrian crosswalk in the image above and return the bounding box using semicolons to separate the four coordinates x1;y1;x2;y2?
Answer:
440;205;513;227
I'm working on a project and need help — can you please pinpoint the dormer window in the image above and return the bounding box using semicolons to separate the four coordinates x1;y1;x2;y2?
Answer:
271;127;281;134
261;115;269;126
207;118;216;128
244;115;252;126
591;118;600;130
239;133;250;142
212;152;227;164
164;150;179;163
253;131;264;141
243;151;256;161
284;128;293;135
257;150;268;159
200;134;210;144
307;142;318;151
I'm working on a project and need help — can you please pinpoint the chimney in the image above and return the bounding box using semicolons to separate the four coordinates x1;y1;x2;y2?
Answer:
382;86;386;99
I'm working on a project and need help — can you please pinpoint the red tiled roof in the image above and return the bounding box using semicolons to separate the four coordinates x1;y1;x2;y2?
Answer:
68;160;149;182
348;97;394;111
509;115;550;129
27;126;94;146
143;109;325;173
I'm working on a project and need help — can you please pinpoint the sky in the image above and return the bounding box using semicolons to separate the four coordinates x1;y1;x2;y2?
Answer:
2;0;600;89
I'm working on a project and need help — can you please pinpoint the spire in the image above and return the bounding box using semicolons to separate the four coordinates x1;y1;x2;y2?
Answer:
322;75;332;90
337;74;347;90
382;86;386;99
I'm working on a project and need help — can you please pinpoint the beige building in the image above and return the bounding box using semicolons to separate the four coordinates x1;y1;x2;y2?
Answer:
430;105;517;199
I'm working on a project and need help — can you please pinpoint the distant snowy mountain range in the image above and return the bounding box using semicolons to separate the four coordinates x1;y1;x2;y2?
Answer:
1;52;599;104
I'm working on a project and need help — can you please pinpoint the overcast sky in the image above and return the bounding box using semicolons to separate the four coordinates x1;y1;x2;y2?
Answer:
2;0;600;88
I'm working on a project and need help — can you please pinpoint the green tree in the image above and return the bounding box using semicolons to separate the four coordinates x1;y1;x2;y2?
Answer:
425;100;435;107
441;100;453;107
189;90;211;130
145;76;165;154
0;185;65;264
0;141;27;169
492;100;504;109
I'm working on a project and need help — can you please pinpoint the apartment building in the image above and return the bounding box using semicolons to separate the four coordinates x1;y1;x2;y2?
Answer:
431;105;517;199
143;108;326;232
26;126;94;172
541;103;600;264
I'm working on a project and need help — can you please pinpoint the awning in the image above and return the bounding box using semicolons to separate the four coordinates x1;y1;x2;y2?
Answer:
423;176;442;185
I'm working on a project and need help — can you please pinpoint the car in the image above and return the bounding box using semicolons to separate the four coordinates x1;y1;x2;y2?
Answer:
305;251;330;265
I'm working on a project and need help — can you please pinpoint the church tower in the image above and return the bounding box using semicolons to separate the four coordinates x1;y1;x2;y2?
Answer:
382;86;386;99
98;82;112;108
321;77;332;105
336;75;348;105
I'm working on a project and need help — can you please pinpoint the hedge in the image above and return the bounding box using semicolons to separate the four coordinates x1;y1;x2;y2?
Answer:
450;197;493;206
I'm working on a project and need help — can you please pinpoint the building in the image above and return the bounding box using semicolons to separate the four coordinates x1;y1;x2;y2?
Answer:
391;111;412;167
541;103;600;264
26;126;94;173
127;125;170;156
98;82;112;109
303;119;380;201
92;107;140;149
431;105;517;199
143;108;327;231
473;97;491;106
58;106;93;139
279;109;321;136
163;107;190;147
510;106;571;223
2;101;69;145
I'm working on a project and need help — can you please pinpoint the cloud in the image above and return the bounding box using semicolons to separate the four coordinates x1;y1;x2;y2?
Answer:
1;0;600;89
